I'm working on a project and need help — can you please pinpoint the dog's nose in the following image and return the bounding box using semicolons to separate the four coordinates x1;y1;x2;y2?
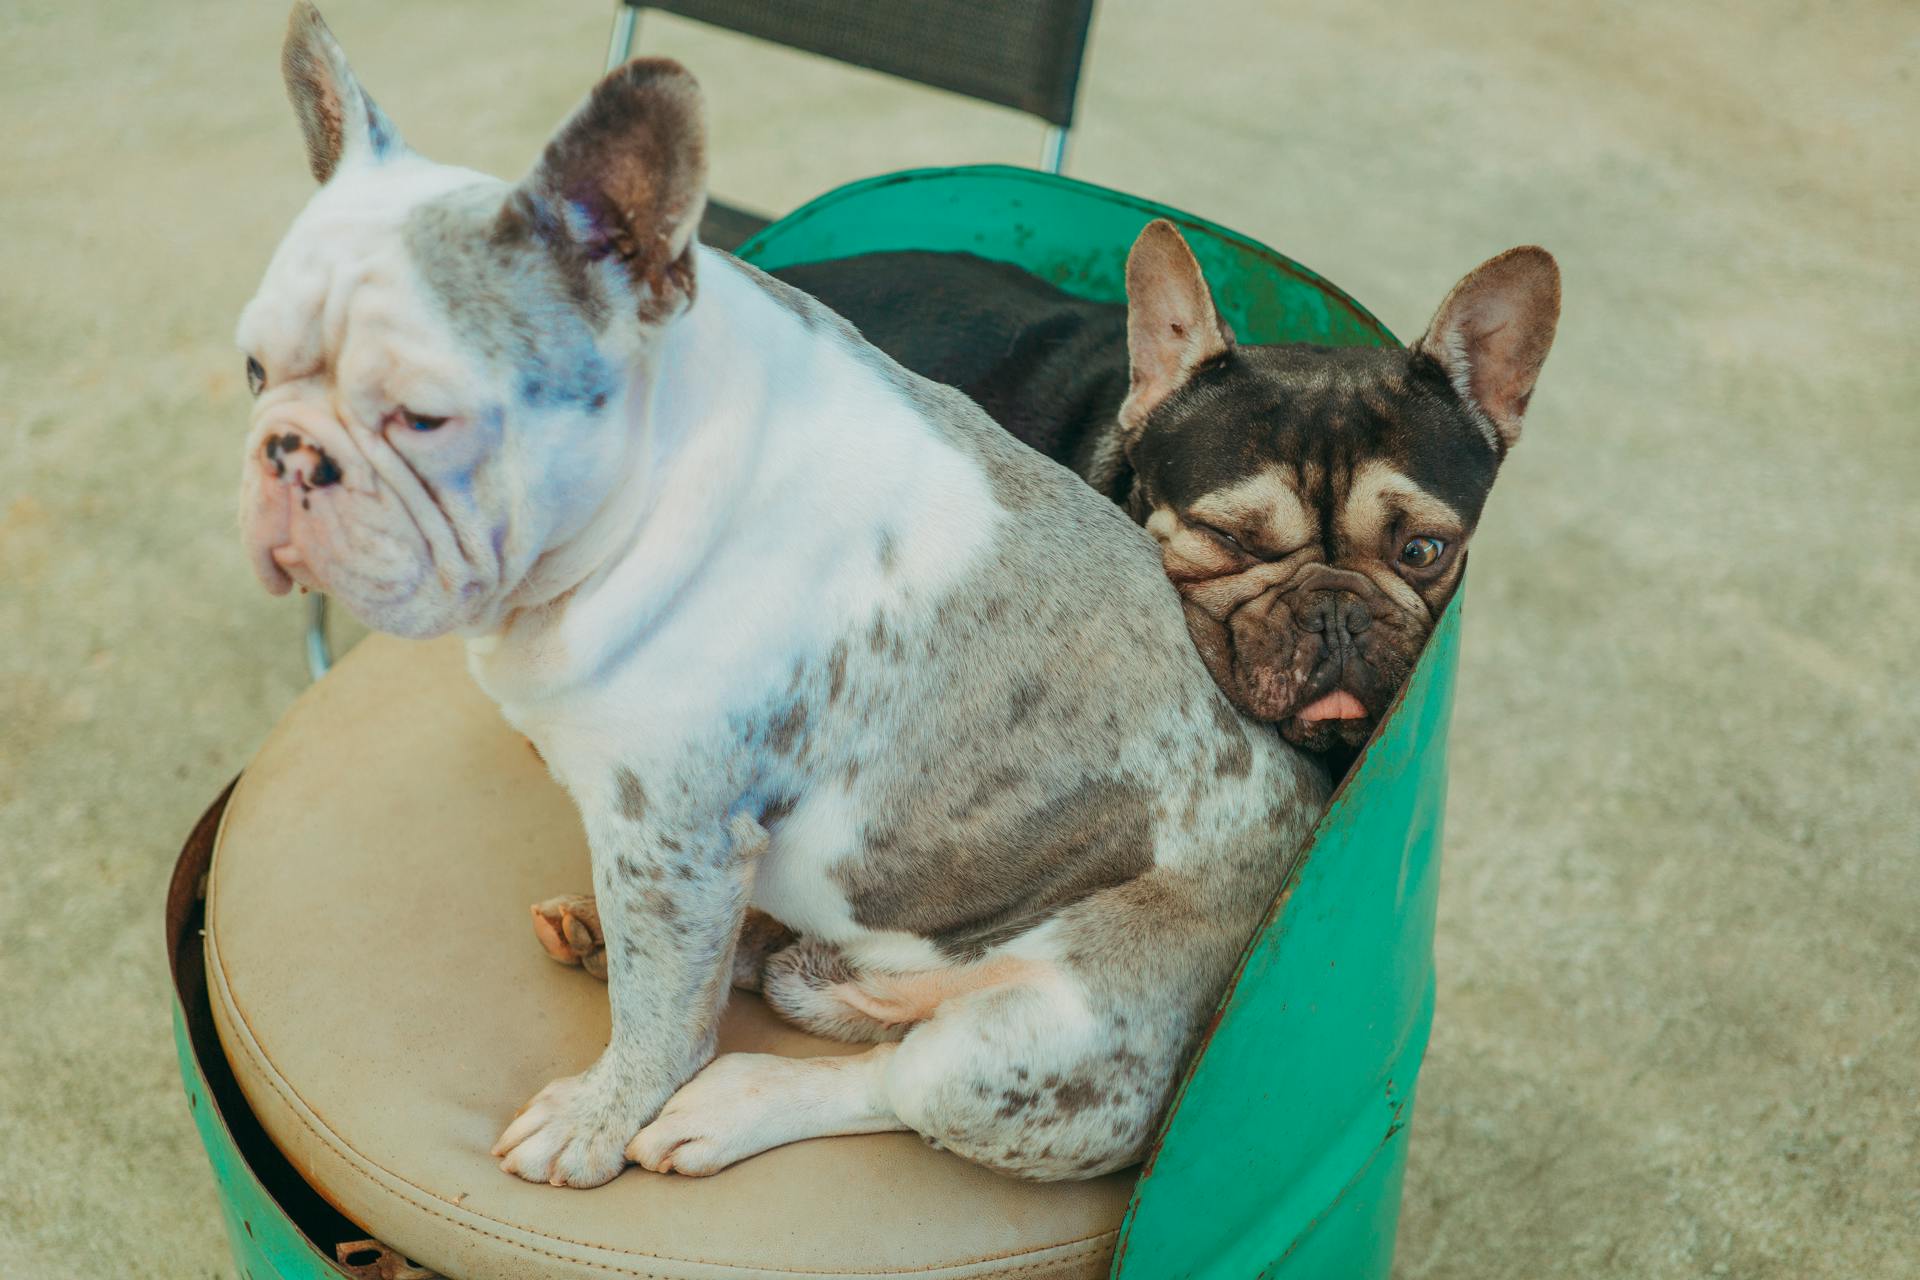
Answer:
260;431;343;489
1302;594;1371;639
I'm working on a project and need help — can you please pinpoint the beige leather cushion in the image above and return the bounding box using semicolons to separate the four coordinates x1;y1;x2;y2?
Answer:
207;634;1131;1280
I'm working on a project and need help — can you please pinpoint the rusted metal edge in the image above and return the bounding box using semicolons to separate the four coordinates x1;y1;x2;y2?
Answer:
335;1238;443;1280
169;777;371;1276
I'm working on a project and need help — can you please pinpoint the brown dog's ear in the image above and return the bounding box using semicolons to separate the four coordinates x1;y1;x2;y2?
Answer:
1414;246;1560;453
281;3;406;184
508;59;708;325
1118;220;1235;446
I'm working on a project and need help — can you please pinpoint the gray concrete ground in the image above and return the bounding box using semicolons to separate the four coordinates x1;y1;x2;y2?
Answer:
2;1;1915;1275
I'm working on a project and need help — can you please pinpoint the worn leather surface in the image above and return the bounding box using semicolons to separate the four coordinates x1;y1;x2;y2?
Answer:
206;632;1131;1279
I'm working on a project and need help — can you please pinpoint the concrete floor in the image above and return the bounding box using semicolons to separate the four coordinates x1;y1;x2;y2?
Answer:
3;1;1915;1275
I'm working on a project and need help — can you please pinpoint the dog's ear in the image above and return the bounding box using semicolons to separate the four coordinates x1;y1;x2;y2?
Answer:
505;59;708;325
1118;220;1235;447
281;3;407;184
1414;246;1560;453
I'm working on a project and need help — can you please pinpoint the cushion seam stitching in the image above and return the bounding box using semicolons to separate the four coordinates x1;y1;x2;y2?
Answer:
205;920;1120;1277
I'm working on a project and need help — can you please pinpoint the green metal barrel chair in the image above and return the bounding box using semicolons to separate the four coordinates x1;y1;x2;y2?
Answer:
169;167;1457;1279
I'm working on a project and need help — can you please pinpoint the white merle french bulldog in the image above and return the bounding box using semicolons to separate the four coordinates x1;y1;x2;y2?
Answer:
237;5;1324;1187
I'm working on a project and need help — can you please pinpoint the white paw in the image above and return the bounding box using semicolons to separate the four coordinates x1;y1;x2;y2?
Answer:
626;1053;790;1177
491;1074;633;1188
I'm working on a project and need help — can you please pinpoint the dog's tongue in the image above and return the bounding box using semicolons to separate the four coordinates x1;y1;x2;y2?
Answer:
1296;690;1368;723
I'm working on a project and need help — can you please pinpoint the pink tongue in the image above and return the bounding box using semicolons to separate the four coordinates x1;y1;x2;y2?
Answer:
1297;690;1368;723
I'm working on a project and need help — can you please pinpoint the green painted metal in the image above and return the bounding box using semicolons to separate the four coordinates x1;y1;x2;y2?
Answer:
1114;609;1454;1279
174;165;1456;1280
175;1005;341;1279
169;778;351;1278
746;166;1454;1280
737;166;1395;352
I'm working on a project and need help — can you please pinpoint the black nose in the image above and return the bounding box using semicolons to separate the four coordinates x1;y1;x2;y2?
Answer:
1302;594;1372;639
261;432;342;489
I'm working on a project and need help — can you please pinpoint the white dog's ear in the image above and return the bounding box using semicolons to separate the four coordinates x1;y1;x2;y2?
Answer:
281;3;407;184
1414;246;1561;453
1118;220;1236;447
507;59;709;324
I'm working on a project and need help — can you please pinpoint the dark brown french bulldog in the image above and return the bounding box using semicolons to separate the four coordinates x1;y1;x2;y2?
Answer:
772;224;1561;754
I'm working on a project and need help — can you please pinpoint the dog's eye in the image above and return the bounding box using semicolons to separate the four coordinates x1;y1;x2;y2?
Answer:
401;410;448;433
1195;522;1247;556
1400;536;1447;569
246;357;266;397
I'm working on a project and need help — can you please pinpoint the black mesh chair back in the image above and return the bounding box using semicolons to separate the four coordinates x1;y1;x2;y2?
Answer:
605;0;1098;247
628;0;1094;128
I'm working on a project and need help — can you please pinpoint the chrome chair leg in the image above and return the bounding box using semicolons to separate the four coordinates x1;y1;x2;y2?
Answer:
1039;125;1070;175
604;3;640;72
305;593;332;682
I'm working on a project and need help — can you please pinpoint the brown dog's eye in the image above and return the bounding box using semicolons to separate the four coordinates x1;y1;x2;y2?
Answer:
246;357;266;396
1194;522;1247;556
1400;536;1447;569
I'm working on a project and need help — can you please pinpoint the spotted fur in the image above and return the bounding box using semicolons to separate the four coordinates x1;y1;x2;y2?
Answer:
238;9;1327;1188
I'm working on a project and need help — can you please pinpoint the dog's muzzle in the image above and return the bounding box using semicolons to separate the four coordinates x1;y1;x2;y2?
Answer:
1259;567;1401;749
1291;578;1376;717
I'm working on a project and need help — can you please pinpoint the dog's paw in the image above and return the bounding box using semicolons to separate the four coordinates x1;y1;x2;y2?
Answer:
530;895;606;979
491;1074;631;1187
626;1053;799;1176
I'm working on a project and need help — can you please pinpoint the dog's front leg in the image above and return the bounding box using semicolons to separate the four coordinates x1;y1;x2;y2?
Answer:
494;785;768;1188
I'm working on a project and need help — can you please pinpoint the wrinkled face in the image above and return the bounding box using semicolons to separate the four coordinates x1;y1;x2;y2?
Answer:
239;6;705;639
1133;346;1495;750
236;167;637;637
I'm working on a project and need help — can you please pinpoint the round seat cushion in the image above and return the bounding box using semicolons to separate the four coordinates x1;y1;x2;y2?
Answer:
206;633;1133;1280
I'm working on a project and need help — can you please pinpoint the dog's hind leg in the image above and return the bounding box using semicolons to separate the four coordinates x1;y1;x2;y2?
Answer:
881;972;1174;1180
531;894;605;975
760;946;1081;1044
628;1045;907;1175
531;898;794;989
730;910;800;990
759;939;912;1042
629;966;1173;1180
